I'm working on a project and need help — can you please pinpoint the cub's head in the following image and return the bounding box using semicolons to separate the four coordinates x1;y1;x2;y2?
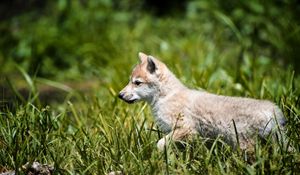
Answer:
118;52;164;104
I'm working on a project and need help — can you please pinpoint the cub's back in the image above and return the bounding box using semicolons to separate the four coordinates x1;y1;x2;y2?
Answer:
190;91;284;124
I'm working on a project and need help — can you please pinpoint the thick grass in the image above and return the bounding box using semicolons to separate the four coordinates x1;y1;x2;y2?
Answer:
1;61;299;174
0;75;299;174
1;9;300;175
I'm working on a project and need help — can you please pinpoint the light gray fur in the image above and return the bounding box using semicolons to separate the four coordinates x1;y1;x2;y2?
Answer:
119;53;286;151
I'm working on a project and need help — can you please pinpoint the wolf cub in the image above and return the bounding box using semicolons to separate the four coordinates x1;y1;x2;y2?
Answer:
119;52;286;151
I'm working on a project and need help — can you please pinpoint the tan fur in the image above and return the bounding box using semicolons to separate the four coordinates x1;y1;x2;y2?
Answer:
119;52;286;151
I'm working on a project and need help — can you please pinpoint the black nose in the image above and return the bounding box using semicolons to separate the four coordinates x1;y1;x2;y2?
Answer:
118;92;124;99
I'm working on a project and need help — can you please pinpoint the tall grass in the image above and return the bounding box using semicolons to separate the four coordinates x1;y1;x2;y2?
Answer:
0;83;299;174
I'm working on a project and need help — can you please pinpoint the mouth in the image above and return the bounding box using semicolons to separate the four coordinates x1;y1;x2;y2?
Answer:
118;93;138;104
124;99;137;104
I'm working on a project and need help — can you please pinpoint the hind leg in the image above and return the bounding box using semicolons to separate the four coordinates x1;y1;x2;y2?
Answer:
239;137;255;152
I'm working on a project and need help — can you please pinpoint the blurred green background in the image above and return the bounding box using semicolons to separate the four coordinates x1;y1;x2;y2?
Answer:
0;0;299;103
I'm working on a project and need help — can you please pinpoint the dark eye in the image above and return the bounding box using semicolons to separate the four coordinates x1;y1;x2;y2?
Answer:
133;80;143;86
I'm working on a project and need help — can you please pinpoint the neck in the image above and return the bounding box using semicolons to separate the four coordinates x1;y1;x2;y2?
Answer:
149;69;187;107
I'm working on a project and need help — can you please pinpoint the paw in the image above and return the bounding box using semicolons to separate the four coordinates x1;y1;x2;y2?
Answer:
157;137;167;151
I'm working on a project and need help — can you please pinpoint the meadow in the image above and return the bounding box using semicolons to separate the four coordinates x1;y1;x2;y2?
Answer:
0;1;299;174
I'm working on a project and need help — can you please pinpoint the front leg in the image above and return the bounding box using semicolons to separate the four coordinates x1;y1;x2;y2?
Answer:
157;127;192;151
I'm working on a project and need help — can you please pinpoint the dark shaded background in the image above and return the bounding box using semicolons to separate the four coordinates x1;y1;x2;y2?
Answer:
0;0;299;77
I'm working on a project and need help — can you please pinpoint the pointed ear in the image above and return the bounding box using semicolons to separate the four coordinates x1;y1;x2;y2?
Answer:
147;56;157;74
138;52;147;63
